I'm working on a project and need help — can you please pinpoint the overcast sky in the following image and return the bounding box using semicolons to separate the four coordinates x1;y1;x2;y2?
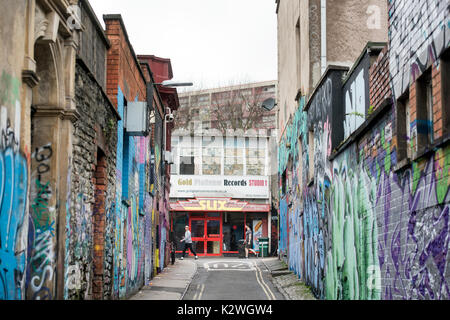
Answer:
89;0;278;92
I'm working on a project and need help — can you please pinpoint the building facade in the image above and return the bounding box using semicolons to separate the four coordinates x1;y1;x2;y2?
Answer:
276;0;450;300
169;82;278;257
276;0;388;139
65;0;120;300
0;0;178;300
0;0;83;301
138;54;181;275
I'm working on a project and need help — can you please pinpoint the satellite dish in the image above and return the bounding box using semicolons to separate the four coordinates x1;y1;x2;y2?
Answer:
261;98;277;111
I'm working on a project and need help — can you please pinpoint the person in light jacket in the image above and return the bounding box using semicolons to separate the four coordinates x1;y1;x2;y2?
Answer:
180;225;198;260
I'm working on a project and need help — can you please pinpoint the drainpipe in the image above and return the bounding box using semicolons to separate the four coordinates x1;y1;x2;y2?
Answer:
321;0;327;75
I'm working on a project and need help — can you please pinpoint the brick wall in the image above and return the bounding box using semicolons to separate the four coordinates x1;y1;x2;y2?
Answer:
278;28;449;299
92;152;108;300
104;15;151;299
66;62;118;300
369;46;391;111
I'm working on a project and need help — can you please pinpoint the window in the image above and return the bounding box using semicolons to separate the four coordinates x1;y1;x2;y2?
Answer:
202;136;222;175
202;121;210;130
308;130;315;183
287;156;293;190
191;109;200;118
198;94;210;103
416;68;434;150
442;51;450;137
245;137;266;176
171;137;179;175
406;99;412;159
224;137;244;175
180;156;195;175
179;136;200;175
240;89;252;97
296;19;302;89
396;93;411;162
282;170;287;195
179;97;189;106
171;146;178;175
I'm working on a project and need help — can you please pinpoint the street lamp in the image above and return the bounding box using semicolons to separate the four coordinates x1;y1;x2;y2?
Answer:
154;80;193;87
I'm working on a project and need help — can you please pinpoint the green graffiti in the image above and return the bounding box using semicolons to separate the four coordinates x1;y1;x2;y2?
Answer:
278;97;307;175
325;161;381;300
376;162;381;182
435;145;450;204
412;161;422;195
0;71;20;107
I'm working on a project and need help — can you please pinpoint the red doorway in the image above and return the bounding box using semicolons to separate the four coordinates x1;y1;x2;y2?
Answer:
189;213;222;256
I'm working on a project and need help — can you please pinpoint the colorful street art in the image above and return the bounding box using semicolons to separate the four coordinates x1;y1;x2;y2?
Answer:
326;147;380;300
27;143;57;300
112;87;153;299
0;72;28;301
278;24;450;300
0;122;28;300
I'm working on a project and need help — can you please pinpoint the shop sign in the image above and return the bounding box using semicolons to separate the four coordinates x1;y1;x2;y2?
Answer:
170;198;270;212
170;175;270;199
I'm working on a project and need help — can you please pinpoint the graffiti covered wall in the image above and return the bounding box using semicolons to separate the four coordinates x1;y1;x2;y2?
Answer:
278;21;450;299
278;69;346;299
0;71;28;300
112;87;152;299
64;61;119;300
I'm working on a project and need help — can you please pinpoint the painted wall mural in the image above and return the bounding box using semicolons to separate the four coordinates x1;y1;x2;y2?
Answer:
326;146;381;300
27;143;58;300
0;98;28;300
278;33;449;300
113;87;152;299
388;0;449;100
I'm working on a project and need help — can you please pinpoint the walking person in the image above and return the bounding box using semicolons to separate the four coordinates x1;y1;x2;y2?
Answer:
245;225;258;259
180;225;198;260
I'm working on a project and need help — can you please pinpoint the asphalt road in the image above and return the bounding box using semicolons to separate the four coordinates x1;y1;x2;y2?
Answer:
183;258;285;300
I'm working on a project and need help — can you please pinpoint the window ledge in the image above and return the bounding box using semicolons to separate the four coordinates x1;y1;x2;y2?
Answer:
412;133;450;162
394;157;411;172
329;98;392;161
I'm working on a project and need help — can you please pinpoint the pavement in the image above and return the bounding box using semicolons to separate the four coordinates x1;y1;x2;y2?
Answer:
129;259;197;300
260;257;317;300
129;256;316;300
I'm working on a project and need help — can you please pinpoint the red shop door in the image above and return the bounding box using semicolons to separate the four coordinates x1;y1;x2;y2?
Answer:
190;214;222;256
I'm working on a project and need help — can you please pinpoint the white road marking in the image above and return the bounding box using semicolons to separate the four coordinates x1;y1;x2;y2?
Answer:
203;261;255;272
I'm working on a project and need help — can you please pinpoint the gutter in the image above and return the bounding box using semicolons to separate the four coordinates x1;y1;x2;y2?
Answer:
321;0;327;75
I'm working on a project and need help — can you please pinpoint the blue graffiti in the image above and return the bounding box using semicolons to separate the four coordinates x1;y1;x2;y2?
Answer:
0;148;28;300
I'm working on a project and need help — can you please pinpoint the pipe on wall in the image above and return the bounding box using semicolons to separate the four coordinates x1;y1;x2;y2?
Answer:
321;0;327;75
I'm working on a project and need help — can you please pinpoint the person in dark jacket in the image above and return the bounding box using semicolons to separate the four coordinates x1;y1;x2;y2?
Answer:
244;225;258;259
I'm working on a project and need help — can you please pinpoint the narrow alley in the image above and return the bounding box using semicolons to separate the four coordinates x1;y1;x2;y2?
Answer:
0;0;449;309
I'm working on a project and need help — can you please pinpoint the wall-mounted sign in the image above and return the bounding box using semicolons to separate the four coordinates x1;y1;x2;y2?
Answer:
253;220;263;250
170;175;270;199
170;198;270;213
